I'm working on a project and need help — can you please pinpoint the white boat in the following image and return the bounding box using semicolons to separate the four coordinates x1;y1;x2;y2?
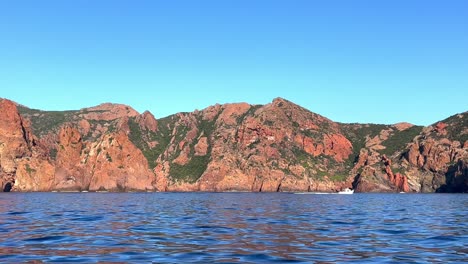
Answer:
338;188;354;194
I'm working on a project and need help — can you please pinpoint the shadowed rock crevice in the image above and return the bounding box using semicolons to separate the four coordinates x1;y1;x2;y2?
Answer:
3;182;12;192
436;160;468;193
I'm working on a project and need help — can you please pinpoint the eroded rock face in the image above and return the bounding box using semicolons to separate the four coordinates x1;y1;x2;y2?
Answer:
351;154;409;193
194;137;209;156
0;99;39;191
0;100;58;192
323;134;353;162
394;112;467;193
87;132;155;192
54;125;87;191
402;125;467;192
353;167;394;193
154;98;356;192
1;97;466;193
136;111;158;132
381;155;409;192
217;103;251;126
405;139;463;174
0;99;160;192
0;99;32;174
14;158;55;191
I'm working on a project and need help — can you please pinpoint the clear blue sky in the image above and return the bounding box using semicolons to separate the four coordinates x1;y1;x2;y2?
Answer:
0;0;467;125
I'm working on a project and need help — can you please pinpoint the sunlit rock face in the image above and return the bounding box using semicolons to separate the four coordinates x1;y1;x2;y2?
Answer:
1;97;466;193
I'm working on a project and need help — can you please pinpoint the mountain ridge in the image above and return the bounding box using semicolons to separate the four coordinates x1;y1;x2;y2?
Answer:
1;97;466;193
6;96;446;126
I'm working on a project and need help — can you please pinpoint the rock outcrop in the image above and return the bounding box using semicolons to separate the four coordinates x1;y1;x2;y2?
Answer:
136;111;158;132
54;125;87;191
150;98;358;192
86;132;155;192
399;114;468;192
79;103;139;121
0;99;55;191
1;97;466;193
381;155;409;192
351;154;409;193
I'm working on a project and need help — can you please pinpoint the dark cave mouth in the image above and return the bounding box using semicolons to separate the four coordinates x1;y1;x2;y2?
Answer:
3;182;12;192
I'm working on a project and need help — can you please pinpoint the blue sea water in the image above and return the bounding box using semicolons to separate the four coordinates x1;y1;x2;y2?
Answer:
0;193;466;263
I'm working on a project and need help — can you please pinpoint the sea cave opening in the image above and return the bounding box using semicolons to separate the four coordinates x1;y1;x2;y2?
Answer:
3;182;12;192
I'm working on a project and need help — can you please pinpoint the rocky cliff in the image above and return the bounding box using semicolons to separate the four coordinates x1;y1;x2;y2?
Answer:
1;97;466;193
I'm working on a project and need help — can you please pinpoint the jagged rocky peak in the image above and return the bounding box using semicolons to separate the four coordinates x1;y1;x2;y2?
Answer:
266;97;336;126
135;110;158;132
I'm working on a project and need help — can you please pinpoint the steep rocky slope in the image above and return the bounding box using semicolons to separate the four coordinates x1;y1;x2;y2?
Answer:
402;114;468;192
0;97;466;193
149;99;355;192
4;100;155;192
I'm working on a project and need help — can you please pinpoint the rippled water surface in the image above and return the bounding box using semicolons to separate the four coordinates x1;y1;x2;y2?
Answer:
0;193;467;263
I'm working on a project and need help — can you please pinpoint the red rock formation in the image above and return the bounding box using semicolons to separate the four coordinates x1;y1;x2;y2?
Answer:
173;145;191;165
2;97;466;193
136;111;158;132
353;169;394;193
194;137;209;156
393;122;414;131
293;133;352;162
0;99;55;191
381;155;409;192
401;117;467;192
354;149;369;169
14;159;55;191
78;119;91;136
153;162;169;191
0;99;32;172
406;139;461;173
217;103;251;126
153;98;357;192
54;125;88;191
79;103;139;121
323;134;353;162
87;132;155;192
434;122;448;135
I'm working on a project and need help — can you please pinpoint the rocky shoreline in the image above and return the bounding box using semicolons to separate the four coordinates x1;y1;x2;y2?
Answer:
1;98;466;193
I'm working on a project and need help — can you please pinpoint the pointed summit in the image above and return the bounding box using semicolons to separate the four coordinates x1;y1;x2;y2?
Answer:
136;110;158;132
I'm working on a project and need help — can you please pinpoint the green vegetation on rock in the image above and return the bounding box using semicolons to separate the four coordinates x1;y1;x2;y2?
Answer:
236;104;262;124
379;126;423;156
170;155;210;183
17;106;77;136
25;164;36;175
341;123;389;167
198;117;216;136
442;113;468;144
128;116;173;169
330;174;347;182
